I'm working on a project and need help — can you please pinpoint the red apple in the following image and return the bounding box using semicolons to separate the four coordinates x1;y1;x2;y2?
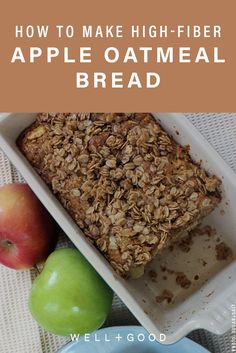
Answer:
0;183;57;269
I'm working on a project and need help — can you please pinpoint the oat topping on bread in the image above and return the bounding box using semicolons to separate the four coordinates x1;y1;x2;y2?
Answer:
18;113;221;278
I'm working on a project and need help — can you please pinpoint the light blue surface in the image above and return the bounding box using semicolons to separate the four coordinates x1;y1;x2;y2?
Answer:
57;326;210;353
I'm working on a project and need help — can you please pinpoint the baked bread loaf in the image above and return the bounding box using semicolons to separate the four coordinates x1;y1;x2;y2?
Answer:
17;113;221;278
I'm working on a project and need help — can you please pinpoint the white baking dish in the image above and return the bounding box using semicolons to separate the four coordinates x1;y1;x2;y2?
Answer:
0;113;235;344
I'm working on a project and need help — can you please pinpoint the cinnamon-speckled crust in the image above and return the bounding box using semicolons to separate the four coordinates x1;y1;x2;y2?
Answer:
17;113;221;278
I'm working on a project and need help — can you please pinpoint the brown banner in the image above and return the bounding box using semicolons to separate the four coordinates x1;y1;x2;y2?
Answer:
0;0;235;111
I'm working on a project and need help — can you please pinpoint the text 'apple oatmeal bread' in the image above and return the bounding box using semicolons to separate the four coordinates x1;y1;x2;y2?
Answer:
17;113;221;278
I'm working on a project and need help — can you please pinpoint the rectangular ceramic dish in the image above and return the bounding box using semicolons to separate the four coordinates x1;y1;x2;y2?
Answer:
0;113;235;344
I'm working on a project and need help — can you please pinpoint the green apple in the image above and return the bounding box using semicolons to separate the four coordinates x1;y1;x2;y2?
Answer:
29;248;113;335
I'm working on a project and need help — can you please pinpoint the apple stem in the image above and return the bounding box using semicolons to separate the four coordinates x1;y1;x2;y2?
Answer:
5;240;13;247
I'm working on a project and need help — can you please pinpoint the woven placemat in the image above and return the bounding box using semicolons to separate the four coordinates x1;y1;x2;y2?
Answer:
0;113;235;353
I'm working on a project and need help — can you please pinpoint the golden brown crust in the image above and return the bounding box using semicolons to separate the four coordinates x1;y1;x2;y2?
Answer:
17;113;221;277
